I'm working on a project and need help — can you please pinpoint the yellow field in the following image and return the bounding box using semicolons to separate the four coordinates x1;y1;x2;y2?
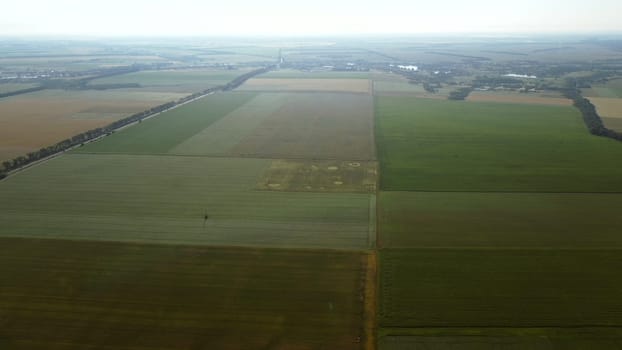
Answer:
240;78;372;93
588;97;622;118
467;91;572;106
588;97;622;131
0;89;184;162
602;117;622;132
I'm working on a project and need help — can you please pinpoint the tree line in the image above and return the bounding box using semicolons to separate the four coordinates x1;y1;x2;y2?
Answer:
563;88;622;142
0;66;274;178
448;87;473;100
0;86;46;99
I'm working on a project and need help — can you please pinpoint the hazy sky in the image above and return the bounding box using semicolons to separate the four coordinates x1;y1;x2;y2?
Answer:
1;0;621;36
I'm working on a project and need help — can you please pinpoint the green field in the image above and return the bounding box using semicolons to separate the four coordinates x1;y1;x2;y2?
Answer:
170;93;291;155
583;78;622;98
379;328;622;350
89;68;251;93
0;237;366;349
1;79;377;349
0;154;372;249
380;249;622;328
376;97;622;192
76;92;256;155
259;69;371;79
378;191;622;248
78;90;376;160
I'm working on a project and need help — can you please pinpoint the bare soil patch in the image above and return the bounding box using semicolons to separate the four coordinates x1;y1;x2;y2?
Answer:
257;159;377;193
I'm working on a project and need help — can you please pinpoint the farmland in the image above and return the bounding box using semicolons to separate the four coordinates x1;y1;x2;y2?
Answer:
374;71;622;347
588;97;622;118
467;91;572;106
587;96;622;131
0;237;367;349
258;69;371;79
257;159;377;193
89;68;253;93
583;78;622;98
380;249;622;327
76;92;257;155
378;191;622;249
375;96;622;192
78;91;375;160
0;89;185;162
229;93;374;160
240;78;372;93
3;36;622;349
0;82;39;94
0;154;373;249
379;328;622;350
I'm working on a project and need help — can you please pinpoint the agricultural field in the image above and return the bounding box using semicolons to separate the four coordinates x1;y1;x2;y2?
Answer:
0;89;185;162
0;237;367;349
375;84;622;348
379;249;622;327
371;73;452;98
1;66;379;349
377;191;622;249
375;96;622;192
0;154;373;249
76;92;257;155
587;97;622;118
79;91;375;160
602;117;622;132
467;91;572;106
257;159;377;193
259;69;371;79
228;93;374;160
5;37;622;350
379;328;622;350
239;78;372;93
0;82;39;94
0;55;167;72
88;68;253;93
583;78;622;98
587;96;622;131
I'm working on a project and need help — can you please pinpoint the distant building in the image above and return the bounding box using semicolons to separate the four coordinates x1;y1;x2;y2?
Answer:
398;65;418;71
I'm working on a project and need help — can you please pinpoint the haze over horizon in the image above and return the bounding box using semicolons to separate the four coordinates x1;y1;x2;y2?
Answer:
1;0;622;37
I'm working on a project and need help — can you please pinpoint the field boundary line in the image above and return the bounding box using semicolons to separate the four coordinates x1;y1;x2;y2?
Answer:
379;246;622;251
380;189;622;195
380;325;622;331
0;235;371;254
68;151;377;162
367;194;377;248
363;252;378;350
236;89;372;95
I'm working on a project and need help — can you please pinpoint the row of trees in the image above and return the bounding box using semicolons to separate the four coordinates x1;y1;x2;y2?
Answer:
563;89;622;142
448;87;473;100
0;86;46;99
0;66;274;178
